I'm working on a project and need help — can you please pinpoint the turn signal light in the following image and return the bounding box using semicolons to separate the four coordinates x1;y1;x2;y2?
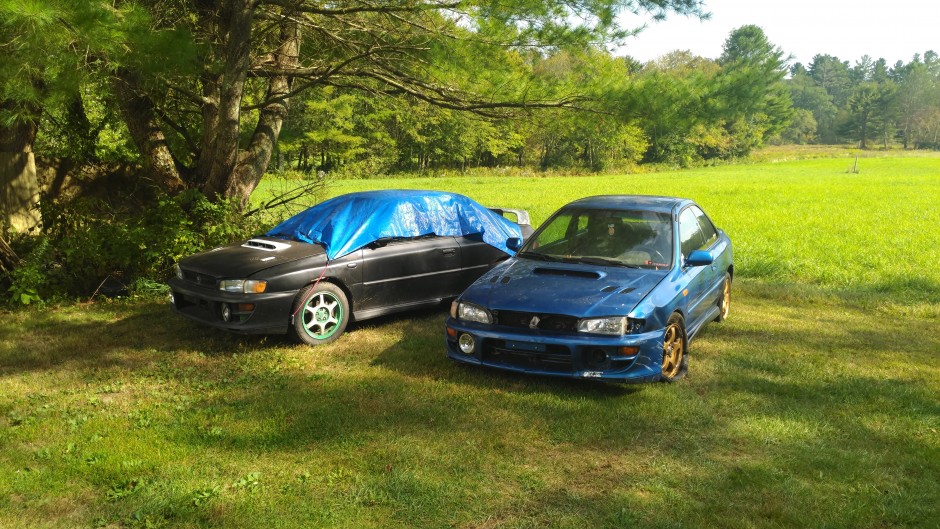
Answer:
618;346;639;357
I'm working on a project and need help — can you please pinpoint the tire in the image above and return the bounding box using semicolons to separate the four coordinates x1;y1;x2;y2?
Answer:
288;282;349;345
660;312;688;382
714;272;732;322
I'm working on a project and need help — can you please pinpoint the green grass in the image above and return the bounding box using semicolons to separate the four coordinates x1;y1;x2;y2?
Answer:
259;152;940;311
3;151;939;528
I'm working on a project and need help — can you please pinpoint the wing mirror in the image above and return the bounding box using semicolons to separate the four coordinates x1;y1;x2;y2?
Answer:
685;250;714;267
506;237;522;251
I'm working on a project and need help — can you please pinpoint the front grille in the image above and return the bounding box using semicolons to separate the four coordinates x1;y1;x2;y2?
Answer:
494;310;578;332
182;269;218;288
482;339;574;373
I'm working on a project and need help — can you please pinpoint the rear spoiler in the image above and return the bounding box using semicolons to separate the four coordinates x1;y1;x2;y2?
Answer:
487;207;531;227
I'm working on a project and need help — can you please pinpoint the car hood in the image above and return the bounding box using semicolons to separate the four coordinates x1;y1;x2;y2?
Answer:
465;257;668;317
179;237;325;278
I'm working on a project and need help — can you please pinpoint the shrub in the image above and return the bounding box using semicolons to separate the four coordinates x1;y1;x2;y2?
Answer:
4;190;262;304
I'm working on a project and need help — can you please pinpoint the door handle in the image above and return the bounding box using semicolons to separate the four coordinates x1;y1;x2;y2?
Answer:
347;263;358;269
442;248;457;256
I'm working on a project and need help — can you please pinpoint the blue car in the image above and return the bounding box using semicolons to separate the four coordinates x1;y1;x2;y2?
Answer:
444;195;733;383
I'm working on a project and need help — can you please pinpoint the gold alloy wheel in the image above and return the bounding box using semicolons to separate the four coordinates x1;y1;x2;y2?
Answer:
662;321;685;378
720;276;731;319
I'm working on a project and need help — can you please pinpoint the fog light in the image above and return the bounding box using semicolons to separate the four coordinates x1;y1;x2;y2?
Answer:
458;333;475;354
168;293;175;305
586;348;609;369
221;304;232;322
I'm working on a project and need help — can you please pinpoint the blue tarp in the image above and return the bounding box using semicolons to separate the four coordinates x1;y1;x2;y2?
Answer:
265;190;522;260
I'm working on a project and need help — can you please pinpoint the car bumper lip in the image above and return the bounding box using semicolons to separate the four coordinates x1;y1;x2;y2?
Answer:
444;317;663;383
167;277;296;334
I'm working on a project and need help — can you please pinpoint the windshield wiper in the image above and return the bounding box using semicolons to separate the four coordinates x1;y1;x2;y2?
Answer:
518;251;559;262
566;256;639;268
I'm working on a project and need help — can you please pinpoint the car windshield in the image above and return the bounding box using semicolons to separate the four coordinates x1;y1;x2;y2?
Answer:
518;208;674;269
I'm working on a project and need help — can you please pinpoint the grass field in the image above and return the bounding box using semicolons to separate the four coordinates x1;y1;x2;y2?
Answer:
2;151;939;528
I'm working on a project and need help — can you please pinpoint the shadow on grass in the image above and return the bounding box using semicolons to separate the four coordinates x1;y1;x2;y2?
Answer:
3;285;939;528
0;301;282;375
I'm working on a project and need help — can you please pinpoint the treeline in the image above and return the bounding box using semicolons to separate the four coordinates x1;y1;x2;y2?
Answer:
274;34;787;174
784;53;940;149
274;41;940;176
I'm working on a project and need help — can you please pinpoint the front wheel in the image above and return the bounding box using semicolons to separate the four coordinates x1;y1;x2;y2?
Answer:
289;282;349;345
660;312;688;382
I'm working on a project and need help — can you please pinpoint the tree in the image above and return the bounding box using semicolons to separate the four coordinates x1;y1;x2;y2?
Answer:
6;0;705;207
714;25;792;156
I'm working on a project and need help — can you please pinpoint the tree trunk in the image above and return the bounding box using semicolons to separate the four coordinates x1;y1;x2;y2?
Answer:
202;0;256;199
112;71;186;193
0;233;19;276
0;103;41;233
218;15;301;206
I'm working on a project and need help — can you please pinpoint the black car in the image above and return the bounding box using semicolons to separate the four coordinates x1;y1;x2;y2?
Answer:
168;190;530;344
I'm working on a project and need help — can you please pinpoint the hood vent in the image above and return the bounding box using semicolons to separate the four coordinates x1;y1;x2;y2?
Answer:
620;287;636;294
242;239;291;252
601;285;619;292
533;267;601;280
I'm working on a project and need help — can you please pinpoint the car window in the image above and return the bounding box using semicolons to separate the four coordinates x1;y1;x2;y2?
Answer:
532;212;576;251
691;206;719;248
678;207;706;259
521;207;673;269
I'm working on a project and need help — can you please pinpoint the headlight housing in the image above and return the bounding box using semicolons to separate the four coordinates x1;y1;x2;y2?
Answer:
577;317;645;335
457;301;492;324
219;279;268;294
174;264;184;280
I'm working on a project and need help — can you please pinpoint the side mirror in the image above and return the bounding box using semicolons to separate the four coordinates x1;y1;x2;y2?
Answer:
506;237;522;251
685;250;714;267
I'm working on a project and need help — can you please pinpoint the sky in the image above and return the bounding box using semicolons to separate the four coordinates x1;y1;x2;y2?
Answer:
618;0;940;67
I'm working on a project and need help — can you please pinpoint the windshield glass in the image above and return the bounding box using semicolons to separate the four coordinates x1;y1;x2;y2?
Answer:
519;208;674;269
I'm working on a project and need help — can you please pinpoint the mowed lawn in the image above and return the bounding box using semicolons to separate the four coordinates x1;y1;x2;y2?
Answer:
2;152;939;528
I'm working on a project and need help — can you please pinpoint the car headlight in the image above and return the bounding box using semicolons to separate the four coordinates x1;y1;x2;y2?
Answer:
457;301;493;324
577;317;645;335
577;316;626;335
174;264;184;280
219;279;268;294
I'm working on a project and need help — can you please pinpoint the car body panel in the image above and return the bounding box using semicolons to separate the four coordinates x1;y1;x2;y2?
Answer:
445;195;733;383
169;191;527;339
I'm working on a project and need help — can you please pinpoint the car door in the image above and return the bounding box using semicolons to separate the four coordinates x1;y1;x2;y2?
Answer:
690;205;725;303
678;207;713;327
359;235;462;310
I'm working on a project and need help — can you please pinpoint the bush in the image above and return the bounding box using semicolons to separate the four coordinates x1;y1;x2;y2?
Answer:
4;190;262;304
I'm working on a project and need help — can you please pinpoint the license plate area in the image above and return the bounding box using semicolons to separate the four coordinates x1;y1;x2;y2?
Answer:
503;340;546;353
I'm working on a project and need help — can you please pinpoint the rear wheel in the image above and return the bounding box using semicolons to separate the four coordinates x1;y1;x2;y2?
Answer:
715;272;731;322
289;282;349;345
660;313;688;382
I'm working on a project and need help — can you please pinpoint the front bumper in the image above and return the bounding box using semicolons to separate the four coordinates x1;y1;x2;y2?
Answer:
444;317;664;383
168;277;296;334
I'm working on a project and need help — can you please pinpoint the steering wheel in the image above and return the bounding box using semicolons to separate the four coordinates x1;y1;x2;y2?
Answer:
635;246;668;267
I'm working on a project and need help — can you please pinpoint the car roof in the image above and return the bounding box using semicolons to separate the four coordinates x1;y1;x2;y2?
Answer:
564;195;692;214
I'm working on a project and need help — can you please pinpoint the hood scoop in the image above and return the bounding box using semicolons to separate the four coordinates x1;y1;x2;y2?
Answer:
242;239;292;252
533;267;602;280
